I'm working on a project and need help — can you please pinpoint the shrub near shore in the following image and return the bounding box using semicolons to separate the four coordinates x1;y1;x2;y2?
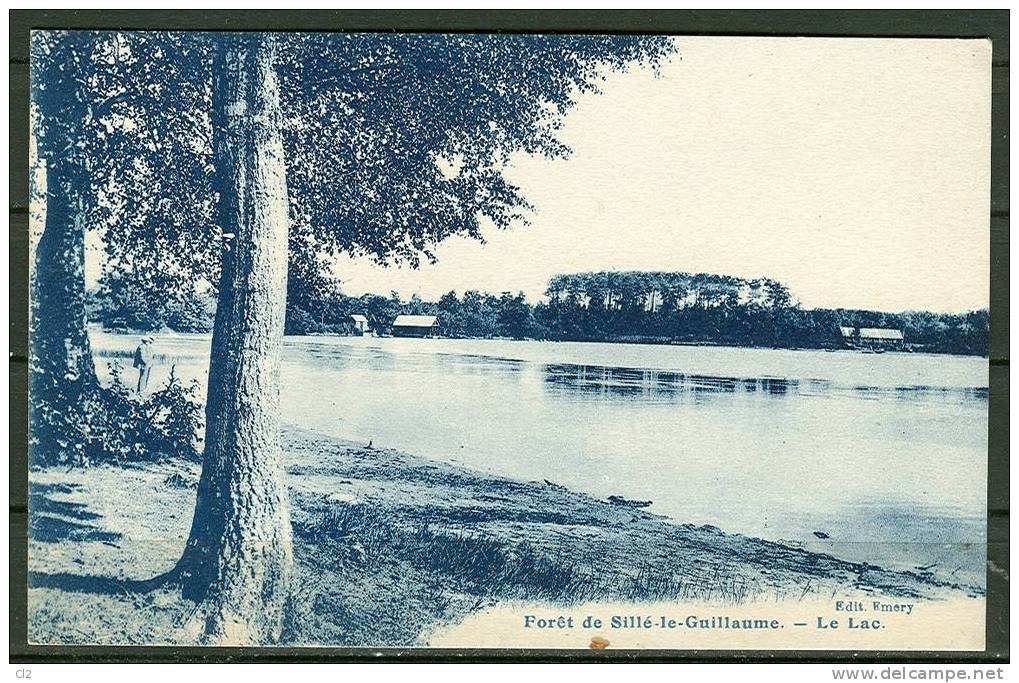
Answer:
30;362;204;468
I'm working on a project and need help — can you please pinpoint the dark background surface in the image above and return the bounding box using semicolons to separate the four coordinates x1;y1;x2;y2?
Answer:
8;9;1009;663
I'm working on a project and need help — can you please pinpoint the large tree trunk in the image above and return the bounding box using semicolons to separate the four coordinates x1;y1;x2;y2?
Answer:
30;155;102;464
173;34;294;645
30;34;100;449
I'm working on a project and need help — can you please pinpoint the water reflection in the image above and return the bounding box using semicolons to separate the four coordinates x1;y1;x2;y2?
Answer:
289;339;392;372
541;363;800;402
542;362;988;404
287;342;532;378
434;353;528;375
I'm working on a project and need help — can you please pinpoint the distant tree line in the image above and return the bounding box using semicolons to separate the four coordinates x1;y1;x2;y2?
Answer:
535;272;987;355
88;269;989;356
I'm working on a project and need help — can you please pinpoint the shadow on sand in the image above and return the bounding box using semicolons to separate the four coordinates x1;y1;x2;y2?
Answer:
28;570;159;596
29;482;123;545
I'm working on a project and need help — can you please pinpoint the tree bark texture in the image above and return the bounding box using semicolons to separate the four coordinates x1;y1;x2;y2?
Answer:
174;34;294;645
30;155;102;462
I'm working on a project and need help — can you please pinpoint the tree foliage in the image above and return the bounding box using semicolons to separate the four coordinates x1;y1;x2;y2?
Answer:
31;31;219;285
277;33;675;265
33;30;675;288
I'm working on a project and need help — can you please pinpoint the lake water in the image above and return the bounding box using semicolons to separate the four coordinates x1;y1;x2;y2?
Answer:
93;331;989;584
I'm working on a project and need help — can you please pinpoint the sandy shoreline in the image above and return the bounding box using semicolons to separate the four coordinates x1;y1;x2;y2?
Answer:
27;426;982;647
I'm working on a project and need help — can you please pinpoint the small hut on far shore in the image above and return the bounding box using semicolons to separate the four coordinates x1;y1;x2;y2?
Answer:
391;314;438;338
350;314;369;336
839;326;904;351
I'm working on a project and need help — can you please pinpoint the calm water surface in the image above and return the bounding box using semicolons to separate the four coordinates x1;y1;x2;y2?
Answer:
95;332;989;583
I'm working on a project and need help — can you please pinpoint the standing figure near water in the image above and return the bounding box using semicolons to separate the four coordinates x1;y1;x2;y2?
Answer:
133;337;155;394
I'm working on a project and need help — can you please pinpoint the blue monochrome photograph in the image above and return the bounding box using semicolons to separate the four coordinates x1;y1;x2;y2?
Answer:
27;31;991;650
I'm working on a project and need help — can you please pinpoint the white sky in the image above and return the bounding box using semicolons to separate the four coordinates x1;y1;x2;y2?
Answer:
331;37;991;313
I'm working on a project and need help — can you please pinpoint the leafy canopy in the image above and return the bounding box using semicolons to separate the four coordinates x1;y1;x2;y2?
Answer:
32;31;676;282
32;31;218;287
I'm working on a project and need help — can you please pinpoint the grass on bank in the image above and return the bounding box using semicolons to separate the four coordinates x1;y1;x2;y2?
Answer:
27;428;982;647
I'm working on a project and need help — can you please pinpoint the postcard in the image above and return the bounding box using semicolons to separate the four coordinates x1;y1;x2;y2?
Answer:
26;31;990;651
